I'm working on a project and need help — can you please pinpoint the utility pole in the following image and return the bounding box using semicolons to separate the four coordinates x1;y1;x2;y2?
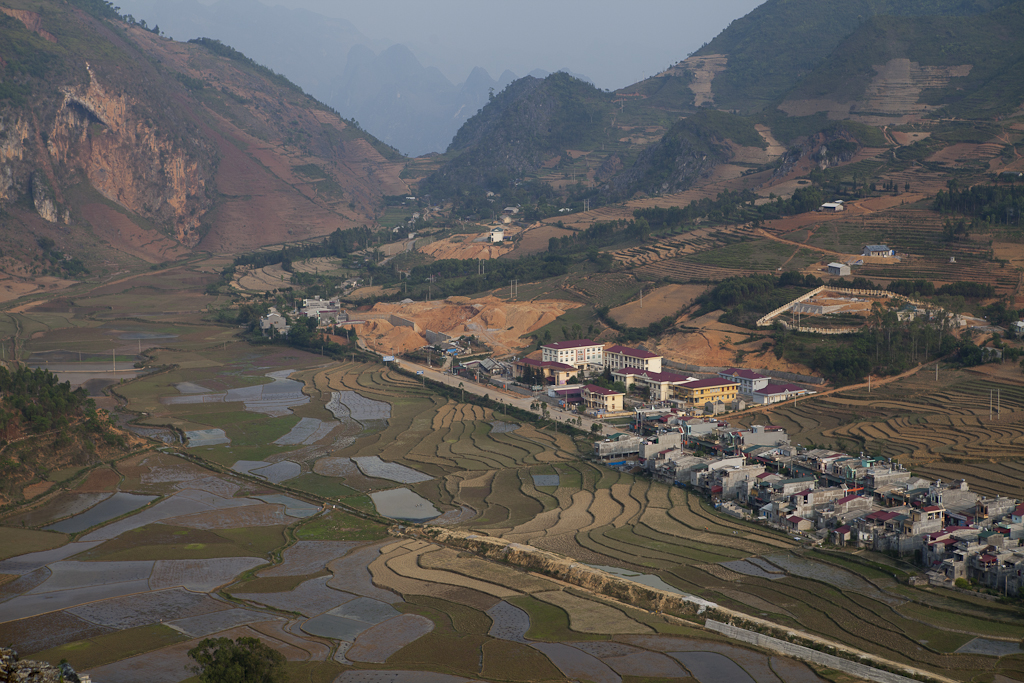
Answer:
112;349;116;373
990;390;993;420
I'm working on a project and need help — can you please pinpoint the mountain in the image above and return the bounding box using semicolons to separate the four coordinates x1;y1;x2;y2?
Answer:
685;0;1020;113
0;0;407;277
328;43;518;156
421;0;1024;212
421;72;614;197
112;0;523;156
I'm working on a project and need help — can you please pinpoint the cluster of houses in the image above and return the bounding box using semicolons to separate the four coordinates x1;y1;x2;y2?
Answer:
595;424;1024;594
259;296;349;335
513;340;813;416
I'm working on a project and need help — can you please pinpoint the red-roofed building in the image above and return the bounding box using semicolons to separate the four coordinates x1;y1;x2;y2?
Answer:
1011;503;1024;524
582;384;624;413
604;345;662;373
541;339;603;371
672;377;739;405
610;367;694;401
786;515;814;532
513;357;575;385
719;368;770;396
752;383;812;405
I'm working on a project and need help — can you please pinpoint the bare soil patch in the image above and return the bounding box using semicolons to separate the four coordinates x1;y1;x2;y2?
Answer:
78;203;188;264
608;284;708;328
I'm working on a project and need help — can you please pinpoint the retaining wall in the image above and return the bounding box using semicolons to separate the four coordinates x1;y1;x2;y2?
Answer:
705;621;934;683
756;286;932;328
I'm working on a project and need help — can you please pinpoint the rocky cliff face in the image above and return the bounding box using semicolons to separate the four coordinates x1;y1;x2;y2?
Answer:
46;62;210;245
0;648;62;682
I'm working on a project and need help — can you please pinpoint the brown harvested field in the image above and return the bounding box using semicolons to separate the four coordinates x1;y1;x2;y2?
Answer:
78;203;189;264
22;481;55;499
0;610;113;656
517;224;576;255
0;527;67;559
925;142;1004;168
419;234;514;260
75;468;121;493
533;591;650;634
608;284;708;327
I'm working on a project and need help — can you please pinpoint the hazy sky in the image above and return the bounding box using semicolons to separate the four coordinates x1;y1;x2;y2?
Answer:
247;0;766;89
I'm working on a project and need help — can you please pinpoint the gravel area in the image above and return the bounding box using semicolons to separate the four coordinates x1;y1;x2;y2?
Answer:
486;600;530;642
68;588;225;629
260;541;359;577
354;456;432;484
345;614;434;663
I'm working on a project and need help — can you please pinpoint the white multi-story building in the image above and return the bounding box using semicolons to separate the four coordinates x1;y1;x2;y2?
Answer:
541;339;603;371
603;345;662;373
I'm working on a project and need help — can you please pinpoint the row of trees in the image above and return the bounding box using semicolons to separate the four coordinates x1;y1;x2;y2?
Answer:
933;181;1024;226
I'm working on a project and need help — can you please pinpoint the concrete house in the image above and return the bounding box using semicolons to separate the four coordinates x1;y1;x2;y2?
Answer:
863;244;894;257
604;345;662;373
718;368;770;397
541;340;603;371
827;262;851;276
582;384;624;413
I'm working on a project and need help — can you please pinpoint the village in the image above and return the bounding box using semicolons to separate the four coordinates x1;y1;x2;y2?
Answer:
259;292;1024;598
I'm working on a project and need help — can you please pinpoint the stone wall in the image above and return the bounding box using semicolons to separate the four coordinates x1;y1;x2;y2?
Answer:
0;648;62;682
704;621;934;683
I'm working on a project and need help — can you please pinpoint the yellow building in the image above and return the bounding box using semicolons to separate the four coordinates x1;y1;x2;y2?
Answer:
582;384;624;413
672;377;739;406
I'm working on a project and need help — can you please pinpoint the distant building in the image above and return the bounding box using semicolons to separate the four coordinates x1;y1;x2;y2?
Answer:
604;345;662;373
514;357;575;385
818;201;845;212
611;368;694;401
582;384;624;413
863;244;894;257
489;227;504;243
827;262;851;276
751;383;812;404
718;368;770;397
541;340;603;371
672;377;739;406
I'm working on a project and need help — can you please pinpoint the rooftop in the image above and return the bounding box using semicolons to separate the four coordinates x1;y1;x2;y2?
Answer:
584;384;623;396
605;344;660;359
542;339;600;350
865;244;890;251
612;368;691;383
679;377;738;390
721;368;768;380
756;383;807;395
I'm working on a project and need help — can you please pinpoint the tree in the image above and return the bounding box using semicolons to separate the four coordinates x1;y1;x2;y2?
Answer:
187;637;286;683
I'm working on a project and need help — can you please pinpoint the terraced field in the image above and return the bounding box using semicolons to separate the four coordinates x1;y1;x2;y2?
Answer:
737;369;1024;471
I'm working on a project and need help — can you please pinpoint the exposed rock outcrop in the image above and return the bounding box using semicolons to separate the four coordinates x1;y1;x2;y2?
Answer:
0;648;62;682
